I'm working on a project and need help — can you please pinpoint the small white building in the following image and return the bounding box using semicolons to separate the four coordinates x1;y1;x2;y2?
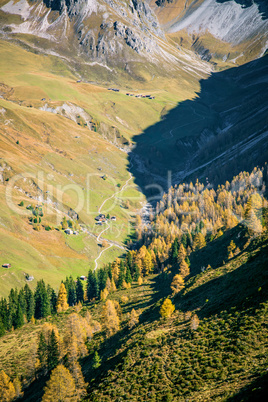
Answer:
64;228;73;235
80;276;87;281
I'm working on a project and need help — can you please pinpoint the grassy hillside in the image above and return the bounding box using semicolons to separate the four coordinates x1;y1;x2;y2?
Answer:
0;33;212;297
0;223;267;401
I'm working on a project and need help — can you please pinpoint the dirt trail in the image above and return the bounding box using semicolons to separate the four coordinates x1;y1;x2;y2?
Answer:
93;171;132;271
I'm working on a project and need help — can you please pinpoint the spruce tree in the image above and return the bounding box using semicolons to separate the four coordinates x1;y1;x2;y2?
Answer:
0;317;5;337
133;263;140;281
87;271;99;301
18;288;27;317
47;285;57;314
24;284;35;321
98;268;108;293
0;298;8;330
14;304;24;329
65;277;76;306
125;267;133;284
47;329;60;370
75;278;84;304
170;237;179;265
8;288;18;329
34;280;51;319
92;351;101;369
38;331;47;368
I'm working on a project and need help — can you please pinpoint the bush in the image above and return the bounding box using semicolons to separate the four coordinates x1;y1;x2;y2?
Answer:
18;201;24;207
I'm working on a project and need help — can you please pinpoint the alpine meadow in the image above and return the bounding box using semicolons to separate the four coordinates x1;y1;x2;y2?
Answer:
0;0;267;401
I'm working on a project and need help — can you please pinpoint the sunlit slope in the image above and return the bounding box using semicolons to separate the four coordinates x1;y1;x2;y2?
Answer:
0;38;210;297
154;0;268;67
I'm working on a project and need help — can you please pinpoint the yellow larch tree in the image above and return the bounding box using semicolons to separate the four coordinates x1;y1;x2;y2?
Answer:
160;299;175;318
171;274;185;295
56;283;69;313
102;299;120;337
0;370;16;402
42;365;77;402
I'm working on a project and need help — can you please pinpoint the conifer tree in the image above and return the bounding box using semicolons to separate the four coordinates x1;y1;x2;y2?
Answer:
117;261;125;289
38;331;47;368
47;284;57;314
0;370;16;402
227;240;236;259
128;308;139;329
138;276;143;286
18;288;27;317
13;377;23;399
133;263;140;281
34;280;51;319
47;329;60;370
86;270;99;300
8;288;18;329
125;266;133;284
170;274;185;295
98;268;108;293
14;303;24;329
193;232;206;251
177;243;186;264
92;351;102;369
102;300;120;337
65;277;76;306
0;298;8;330
110;278;117;292
56;283;69;312
75;278;84;304
69;361;87;400
24;284;35;321
170;237;179;265
179;260;190;278
160;299;175;318
42;365;76;402
0;317;5;336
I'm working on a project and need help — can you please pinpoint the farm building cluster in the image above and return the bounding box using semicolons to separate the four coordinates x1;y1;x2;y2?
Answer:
126;93;155;99
64;229;79;235
95;214;116;226
107;88;155;99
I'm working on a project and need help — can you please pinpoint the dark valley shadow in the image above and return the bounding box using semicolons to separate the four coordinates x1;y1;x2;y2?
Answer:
128;55;268;203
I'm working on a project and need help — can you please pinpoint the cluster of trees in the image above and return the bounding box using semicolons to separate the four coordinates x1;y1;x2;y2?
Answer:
0;370;23;402
0;281;56;334
0;278;84;336
135;167;265;255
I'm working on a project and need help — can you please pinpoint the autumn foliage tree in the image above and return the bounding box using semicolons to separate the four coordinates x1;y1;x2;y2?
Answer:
128;308;139;329
56;283;69;313
160;299;175;318
179;260;190;278
42;365;77;402
170;274;185;295
0;370;16;402
102;300;120;337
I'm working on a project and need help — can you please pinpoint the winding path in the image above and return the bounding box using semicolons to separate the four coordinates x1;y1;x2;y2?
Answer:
93;170;133;271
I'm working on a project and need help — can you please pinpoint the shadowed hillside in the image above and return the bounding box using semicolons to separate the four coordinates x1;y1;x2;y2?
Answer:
129;55;268;201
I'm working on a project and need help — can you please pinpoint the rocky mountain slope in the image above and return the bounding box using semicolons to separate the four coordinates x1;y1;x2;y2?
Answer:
154;0;268;65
